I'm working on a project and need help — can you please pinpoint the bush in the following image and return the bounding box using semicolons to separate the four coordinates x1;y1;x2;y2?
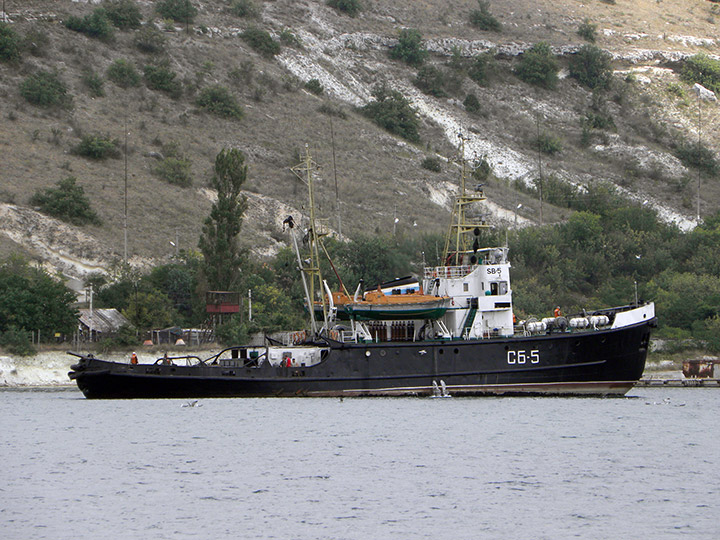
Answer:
675;141;719;177
327;0;361;17
469;1;501;32
82;69;105;97
106;58;140;88
681;54;720;94
468;54;490;85
152;142;192;187
360;85;420;143
196;85;243;118
535;132;562;155
279;29;301;47
64;8;114;40
156;0;198;23
0;327;35;356
421;156;442;172
584;110;614;130
472;157;491;181
577;18;596;43
464;93;481;114
0;22;22;63
134;25;167;54
389;28;428;67
242;27;281;57
19;71;71;108
72;134;120;160
30;177;102;226
569;44;613;90
304;78;323;95
144;62;182;98
514;42;559;89
230;0;260;18
413;65;447;97
104;0;143;30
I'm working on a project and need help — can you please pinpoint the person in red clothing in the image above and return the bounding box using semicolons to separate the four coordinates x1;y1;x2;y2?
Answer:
553;306;562;318
130;352;138;365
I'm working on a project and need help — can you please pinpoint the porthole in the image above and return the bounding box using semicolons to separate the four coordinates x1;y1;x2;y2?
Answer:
453;348;459;354
439;349;444;355
380;350;386;357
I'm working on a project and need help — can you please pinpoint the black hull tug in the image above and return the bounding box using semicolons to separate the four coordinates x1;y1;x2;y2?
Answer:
69;143;656;398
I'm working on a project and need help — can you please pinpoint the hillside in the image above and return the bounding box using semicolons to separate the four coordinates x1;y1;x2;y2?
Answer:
1;0;719;285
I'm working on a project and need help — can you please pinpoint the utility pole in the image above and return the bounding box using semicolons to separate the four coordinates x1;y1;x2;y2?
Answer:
123;110;128;264
536;113;544;225
330;117;342;237
697;90;701;222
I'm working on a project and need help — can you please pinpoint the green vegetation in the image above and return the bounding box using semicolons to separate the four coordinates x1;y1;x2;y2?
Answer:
514;42;559;89
472;157;491;181
464;93;481;114
82;69;105;97
152;142;193;187
19;71;72;108
681;53;720;94
134;25;167;54
156;0;198;23
304;78;324;95
199;148;248;291
0;255;78;352
327;0;362;17
104;0;143;30
468;53;491;85
389;28;428;67
414;65;447;97
577;18;597;43
196;85;243;119
72;134;120;160
30;177;102;226
421;156;442;172
144;62;182;98
106;58;141;88
64;8;114;41
535;132;563;155
241;27;281;57
469;1;501;32
675;140;719;177
569;44;613;90
360;85;421;143
230;0;260;18
0;22;22;63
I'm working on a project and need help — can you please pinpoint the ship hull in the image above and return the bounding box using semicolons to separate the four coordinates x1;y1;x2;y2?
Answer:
69;317;654;399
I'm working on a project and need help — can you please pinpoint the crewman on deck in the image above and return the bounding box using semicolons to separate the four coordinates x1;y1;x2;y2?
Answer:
554;306;562;318
130;352;138;365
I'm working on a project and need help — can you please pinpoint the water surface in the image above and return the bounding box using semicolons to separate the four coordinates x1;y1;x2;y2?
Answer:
2;388;718;539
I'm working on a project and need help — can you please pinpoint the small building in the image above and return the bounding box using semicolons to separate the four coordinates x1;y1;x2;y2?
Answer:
78;308;130;342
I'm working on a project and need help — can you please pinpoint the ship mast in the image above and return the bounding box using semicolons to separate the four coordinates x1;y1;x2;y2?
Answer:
291;145;329;335
443;134;489;266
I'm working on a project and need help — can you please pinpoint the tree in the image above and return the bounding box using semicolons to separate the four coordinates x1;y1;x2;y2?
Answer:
569;44;613;90
514;42;559;89
30;177;102;226
0;22;22;63
0;255;78;338
360;85;421;143
122;289;174;331
389;28;428;67
199;148;248;291
469;1;501;32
